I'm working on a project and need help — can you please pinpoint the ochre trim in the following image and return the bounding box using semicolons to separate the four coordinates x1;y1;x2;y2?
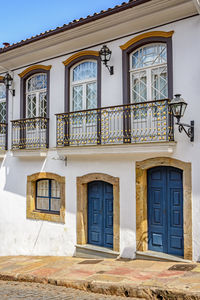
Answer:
136;157;192;261
63;51;99;66
77;173;120;252
18;65;52;78
0;76;4;81
120;31;174;50
27;172;65;224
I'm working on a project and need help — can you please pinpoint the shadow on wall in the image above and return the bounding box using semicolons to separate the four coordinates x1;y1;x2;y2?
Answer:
137;231;148;252
2;155;47;197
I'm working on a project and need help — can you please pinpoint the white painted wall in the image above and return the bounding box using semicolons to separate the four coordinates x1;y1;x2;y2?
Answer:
0;15;200;260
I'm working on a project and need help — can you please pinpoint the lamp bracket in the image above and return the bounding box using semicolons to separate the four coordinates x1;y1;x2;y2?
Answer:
105;64;114;75
103;61;113;75
177;120;194;142
9;89;15;96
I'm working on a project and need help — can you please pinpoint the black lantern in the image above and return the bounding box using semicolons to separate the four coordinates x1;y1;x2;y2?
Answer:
170;94;194;142
3;72;15;96
169;94;187;123
99;45;114;75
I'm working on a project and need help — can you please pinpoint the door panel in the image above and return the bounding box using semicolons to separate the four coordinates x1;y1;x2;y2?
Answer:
148;166;183;257
88;181;113;249
88;182;103;246
167;168;183;256
148;168;167;253
104;184;113;248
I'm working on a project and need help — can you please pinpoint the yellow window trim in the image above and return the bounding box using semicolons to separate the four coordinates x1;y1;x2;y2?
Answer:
63;50;99;66
27;172;65;224
120;31;174;50
18;65;52;78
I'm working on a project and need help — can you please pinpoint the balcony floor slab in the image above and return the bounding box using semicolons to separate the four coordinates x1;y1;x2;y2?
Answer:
11;149;48;158
56;142;176;157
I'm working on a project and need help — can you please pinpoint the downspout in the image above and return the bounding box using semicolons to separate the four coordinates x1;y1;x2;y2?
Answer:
193;0;200;14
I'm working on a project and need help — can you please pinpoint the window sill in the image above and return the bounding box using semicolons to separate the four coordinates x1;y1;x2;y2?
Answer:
27;209;64;223
33;210;60;215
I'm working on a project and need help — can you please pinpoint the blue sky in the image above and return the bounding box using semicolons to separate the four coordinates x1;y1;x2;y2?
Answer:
0;0;123;48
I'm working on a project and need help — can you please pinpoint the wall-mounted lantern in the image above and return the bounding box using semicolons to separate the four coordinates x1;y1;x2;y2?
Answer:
3;72;15;96
99;45;114;75
169;94;194;142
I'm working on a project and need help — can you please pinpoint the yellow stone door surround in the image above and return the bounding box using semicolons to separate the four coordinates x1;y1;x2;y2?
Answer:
136;157;192;260
76;173;120;252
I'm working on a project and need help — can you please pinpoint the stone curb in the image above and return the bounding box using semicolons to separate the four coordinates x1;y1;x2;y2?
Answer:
0;272;200;299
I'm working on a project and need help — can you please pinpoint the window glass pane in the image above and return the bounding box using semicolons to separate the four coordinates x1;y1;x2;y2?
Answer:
131;71;147;103
51;198;60;212
27;94;36;118
35;74;47;90
151;66;168;100
0;83;6;99
51;180;60;198
27;74;47;92
73;62;97;82
73;85;83;111
86;82;97;109
39;92;47;117
132;44;167;69
37;180;49;197
0;101;6;123
36;197;49;210
130;43;168;102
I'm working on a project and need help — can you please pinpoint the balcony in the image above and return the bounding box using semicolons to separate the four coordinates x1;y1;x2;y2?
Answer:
11;117;49;150
56;99;174;148
0;123;7;151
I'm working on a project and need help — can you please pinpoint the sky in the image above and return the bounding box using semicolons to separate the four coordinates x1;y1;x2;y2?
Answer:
0;0;123;48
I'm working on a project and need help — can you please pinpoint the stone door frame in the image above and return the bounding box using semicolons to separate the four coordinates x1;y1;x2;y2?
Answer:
136;157;192;260
77;173;120;252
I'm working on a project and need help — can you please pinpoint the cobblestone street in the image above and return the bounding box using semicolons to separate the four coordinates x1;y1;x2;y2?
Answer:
0;280;140;300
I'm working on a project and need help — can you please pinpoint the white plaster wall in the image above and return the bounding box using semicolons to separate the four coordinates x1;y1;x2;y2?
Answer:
0;15;200;259
0;154;136;257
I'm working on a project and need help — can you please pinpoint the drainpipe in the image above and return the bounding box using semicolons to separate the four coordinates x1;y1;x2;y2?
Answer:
193;0;200;14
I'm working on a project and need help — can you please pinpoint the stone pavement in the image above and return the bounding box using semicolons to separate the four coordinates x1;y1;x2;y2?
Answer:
0;280;141;299
0;256;200;299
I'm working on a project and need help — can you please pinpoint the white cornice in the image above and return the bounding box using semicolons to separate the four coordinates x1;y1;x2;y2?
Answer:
0;0;196;73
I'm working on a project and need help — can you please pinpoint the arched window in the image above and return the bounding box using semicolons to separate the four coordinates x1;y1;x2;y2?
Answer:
130;43;168;103
0;83;6;123
120;31;173;105
26;73;47;118
70;61;97;112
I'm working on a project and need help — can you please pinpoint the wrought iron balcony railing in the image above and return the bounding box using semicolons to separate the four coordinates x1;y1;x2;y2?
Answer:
0;123;7;150
56;99;174;147
11;117;49;150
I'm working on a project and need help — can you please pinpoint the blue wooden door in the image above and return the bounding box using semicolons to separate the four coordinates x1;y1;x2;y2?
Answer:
148;166;183;257
88;181;113;249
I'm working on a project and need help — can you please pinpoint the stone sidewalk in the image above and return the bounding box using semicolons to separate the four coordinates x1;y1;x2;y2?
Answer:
0;256;200;299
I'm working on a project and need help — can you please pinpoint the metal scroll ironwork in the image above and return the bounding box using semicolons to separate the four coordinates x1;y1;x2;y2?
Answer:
56;99;174;147
11;117;49;150
0;123;7;150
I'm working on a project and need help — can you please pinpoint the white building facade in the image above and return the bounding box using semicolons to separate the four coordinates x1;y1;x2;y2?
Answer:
0;0;200;261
